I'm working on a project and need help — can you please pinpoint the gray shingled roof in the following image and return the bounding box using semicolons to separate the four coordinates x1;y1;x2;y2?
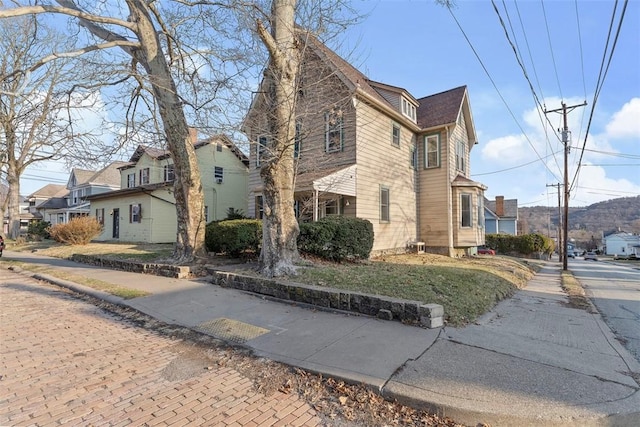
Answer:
27;184;68;198
416;86;467;129
485;197;519;218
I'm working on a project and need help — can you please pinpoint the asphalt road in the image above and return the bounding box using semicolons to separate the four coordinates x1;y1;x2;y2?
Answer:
570;259;640;363
0;268;323;426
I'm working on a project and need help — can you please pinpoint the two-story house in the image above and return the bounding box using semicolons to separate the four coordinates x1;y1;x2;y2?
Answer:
42;163;125;225
243;35;487;256
485;196;519;235
88;133;249;243
24;184;68;226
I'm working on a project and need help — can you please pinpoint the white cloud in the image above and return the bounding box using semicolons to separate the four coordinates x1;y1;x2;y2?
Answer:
605;98;640;139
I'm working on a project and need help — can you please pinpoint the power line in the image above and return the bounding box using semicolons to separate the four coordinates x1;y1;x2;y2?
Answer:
540;0;564;101
447;5;562;183
471;149;562;177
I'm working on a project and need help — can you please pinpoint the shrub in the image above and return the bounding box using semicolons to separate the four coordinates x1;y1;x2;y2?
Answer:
225;207;247;220
486;233;555;256
206;219;262;257
48;216;103;245
28;220;51;240
298;216;374;261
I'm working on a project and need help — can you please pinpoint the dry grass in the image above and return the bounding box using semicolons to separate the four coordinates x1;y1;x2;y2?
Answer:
560;271;595;312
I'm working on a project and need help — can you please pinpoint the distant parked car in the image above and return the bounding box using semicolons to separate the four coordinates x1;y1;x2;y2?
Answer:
584;251;598;261
567;251;575;258
477;246;496;255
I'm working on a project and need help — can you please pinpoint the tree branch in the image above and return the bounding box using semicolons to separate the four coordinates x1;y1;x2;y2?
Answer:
0;4;136;31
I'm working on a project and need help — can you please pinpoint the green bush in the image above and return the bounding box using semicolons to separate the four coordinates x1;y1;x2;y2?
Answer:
486;233;555;256
205;219;262;257
48;216;103;245
298;216;374;261
28;220;51;239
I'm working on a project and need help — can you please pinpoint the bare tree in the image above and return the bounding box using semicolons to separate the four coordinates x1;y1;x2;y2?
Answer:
0;16;106;239
0;2;228;261
253;0;301;276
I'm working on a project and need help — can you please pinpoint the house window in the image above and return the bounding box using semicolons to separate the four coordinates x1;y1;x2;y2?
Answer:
294;121;302;159
324;199;340;216
424;134;440;168
214;166;224;183
140;168;150;185
380;186;390;223
256;136;268;167
130;204;142;223
392;123;401;147
96;208;104;225
164;164;175;182
410;144;417;169
325;110;344;153
204;206;209;223
456;140;466;172
216;143;223;152
461;194;471;228
255;195;264;219
401;98;416;121
72;190;79;205
477;196;484;227
127;173;136;188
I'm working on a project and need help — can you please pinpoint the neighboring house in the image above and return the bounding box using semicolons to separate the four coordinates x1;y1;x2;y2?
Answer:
45;162;126;224
24;184;68;226
243;35;487;256
88;133;249;243
604;231;640;256
484;196;519;235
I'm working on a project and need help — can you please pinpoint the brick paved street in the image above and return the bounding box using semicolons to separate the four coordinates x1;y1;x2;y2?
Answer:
0;268;323;426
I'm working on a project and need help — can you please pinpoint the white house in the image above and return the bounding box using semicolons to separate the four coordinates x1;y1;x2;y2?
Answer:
604;231;640;256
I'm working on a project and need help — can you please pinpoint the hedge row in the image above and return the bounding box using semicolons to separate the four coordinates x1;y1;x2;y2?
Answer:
485;233;555;255
205;216;374;261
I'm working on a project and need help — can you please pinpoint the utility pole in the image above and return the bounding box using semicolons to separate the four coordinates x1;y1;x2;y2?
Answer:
545;101;587;271
546;183;562;261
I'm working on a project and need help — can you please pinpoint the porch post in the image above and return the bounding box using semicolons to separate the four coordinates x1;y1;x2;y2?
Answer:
313;190;318;222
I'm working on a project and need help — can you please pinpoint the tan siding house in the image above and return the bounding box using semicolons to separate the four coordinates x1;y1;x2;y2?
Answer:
244;35;486;256
88;134;249;243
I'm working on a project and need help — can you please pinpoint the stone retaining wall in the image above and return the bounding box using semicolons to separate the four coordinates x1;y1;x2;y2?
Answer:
70;254;193;279
210;270;444;328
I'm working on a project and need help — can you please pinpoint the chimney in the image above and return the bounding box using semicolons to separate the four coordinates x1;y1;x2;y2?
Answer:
495;196;505;217
188;127;198;144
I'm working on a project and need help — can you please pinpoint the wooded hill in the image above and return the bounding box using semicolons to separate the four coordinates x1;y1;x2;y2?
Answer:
518;196;640;242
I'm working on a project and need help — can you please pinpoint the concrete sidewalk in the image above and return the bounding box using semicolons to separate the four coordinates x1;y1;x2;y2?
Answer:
2;251;639;426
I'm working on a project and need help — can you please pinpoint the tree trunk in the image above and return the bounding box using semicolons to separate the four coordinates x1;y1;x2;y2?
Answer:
6;169;21;239
128;0;206;263
257;0;300;277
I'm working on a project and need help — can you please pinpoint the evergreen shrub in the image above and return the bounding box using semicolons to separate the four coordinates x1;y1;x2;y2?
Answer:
205;219;262;256
298;216;374;261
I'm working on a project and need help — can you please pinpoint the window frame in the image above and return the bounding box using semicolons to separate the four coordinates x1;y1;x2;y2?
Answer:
294;121;302;159
139;168;150;185
325;110;344;153
127;173;136;188
391;122;401;147
164;164;175;182
477;196;484;228
96;208;104;225
461;194;471;228
456;139;466;172
256;135;268;167
380;186;390;223
130;203;142;223
214;166;224;183
424;134;441;169
255;195;264;219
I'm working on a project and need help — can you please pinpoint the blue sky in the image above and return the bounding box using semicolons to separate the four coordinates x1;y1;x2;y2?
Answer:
20;0;640;208
337;0;640;207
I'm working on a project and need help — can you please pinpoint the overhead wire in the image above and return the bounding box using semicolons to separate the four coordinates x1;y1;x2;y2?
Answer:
540;0;564;101
491;0;563;179
570;0;628;193
447;4;562;183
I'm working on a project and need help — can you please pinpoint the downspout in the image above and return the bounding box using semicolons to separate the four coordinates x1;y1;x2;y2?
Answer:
446;125;454;257
414;136;420;244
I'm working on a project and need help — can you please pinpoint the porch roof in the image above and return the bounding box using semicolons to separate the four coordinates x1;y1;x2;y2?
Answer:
294;165;357;197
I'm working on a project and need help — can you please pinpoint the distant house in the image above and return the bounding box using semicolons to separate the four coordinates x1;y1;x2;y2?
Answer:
88;133;249;243
485;196;518;235
44;162;126;225
25;184;69;226
243;34;487;256
604;231;640;256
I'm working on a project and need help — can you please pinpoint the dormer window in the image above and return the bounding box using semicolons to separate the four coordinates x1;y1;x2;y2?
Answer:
401;97;416;121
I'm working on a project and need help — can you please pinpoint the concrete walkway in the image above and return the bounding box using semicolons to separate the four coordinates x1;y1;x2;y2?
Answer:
2;251;639;426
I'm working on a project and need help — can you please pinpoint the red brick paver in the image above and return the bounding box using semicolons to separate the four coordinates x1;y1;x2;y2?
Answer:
0;269;323;426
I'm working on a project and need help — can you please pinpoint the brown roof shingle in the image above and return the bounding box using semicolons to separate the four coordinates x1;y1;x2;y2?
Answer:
416;86;467;129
